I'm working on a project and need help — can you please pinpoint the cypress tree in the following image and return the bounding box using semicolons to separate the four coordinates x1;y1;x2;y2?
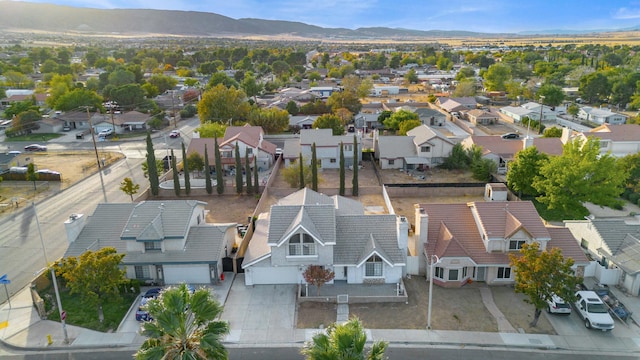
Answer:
146;132;159;196
215;137;224;195
298;153;305;189
352;135;358;196
171;149;180;196
245;148;252;195
204;144;213;194
235;142;243;194
254;159;260;194
339;141;345;196
311;142;318;191
182;142;190;195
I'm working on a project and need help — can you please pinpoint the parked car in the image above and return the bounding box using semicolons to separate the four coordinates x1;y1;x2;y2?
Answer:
36;169;61;175
574;290;615;331
24;144;47;152
143;287;162;298
169;130;180;138
98;128;114;137
547;294;571;315
501;133;520;139
135;297;152;321
62;125;71;132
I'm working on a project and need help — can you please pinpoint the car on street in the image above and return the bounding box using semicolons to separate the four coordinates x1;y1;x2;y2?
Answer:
24;144;47;152
574;290;615;331
501;133;520;139
547;294;571;314
169;130;180;138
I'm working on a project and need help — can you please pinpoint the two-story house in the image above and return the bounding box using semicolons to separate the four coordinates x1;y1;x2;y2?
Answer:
561;124;640;158
242;188;408;286
376;125;455;170
414;201;588;287
63;200;236;285
188;125;277;172
282;128;361;169
564;216;640;296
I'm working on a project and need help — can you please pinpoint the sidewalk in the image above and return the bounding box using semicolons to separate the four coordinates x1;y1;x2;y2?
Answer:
1;274;639;354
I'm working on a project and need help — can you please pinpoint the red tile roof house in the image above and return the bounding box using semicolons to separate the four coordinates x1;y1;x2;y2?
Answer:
413;201;588;288
461;135;563;175
187;125;277;173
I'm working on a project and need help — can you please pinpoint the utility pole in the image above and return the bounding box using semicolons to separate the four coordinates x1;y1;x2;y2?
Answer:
170;90;177;128
86;107;108;203
538;95;545;135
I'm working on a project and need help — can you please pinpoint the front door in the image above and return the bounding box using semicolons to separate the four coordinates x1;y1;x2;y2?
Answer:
475;266;486;282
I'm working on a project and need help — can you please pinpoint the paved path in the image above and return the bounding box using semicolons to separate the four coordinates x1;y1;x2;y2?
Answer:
479;286;517;333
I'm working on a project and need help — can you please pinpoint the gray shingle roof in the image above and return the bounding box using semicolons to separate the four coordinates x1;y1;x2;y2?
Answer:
334;215;404;266
591;218;640;255
378;136;416;159
267;205;337;246
121;200;204;240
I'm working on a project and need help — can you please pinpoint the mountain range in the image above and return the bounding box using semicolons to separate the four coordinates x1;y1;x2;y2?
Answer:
0;1;631;40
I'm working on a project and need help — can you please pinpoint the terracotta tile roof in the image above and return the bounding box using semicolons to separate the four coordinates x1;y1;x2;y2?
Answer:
471;201;550;240
468;136;563;159
546;227;589;264
223;125;263;146
532;138;563;155
585;124;640;142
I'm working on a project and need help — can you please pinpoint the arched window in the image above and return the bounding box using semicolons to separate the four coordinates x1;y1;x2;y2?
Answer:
365;254;383;277
288;233;316;256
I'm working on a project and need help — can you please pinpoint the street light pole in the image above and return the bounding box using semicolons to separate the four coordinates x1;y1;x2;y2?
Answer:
33;202;69;344
427;254;440;330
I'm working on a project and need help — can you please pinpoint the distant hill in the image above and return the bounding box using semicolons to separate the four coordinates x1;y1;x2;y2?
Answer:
0;1;501;39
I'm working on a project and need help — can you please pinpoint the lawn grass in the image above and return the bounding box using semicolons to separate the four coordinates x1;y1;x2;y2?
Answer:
5;133;62;142
42;286;138;332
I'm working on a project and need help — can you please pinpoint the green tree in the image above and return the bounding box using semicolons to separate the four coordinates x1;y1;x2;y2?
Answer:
247;107;289;134
543;127;563;138
197;122;227;138
312;114;344;135
404;68;419;84
299;153;305;189
510;243;580;327
533;137;628;218
579;72;610;104
197;84;251;124
57;247;126;324
245;149;252;195
235;143;243;194
302;265;335;296
241;73;263;102
567;104;580;117
301;317;387;360
453;79;477;97
352;135;359;196
215;137;224;195
286;100;299;115
187;152;205;177
147;74;178;94
207;72;240;89
384;109;419;132
471;158;497;182
182;142;191;195
26;163;38;190
326;90;362;114
507;146;548;197
339;142;345;196
119;177;140;201
204;145;213;195
146;133;159;196
483;63;512;91
171;149;180;196
135;284;230;360
110;84;145;110
107;68;136;87
311;143;318;191
55;88;103;111
398;119;422;135
536;84;565;107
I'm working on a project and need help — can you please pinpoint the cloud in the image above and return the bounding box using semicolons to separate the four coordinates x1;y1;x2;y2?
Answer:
613;7;640;19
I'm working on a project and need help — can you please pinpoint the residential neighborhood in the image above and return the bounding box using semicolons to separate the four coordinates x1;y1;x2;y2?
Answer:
1;10;640;358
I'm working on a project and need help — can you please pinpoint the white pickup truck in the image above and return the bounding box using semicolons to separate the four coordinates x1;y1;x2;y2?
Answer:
574;290;615;331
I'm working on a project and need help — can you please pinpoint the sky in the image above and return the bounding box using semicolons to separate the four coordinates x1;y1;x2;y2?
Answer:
9;0;640;33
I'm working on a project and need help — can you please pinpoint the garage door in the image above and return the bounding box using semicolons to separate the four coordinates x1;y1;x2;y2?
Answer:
249;266;299;285
163;265;210;284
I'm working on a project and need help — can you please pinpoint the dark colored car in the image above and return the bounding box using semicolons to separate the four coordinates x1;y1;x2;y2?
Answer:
24;144;47;152
135;297;152;321
144;287;162;298
501;133;520;139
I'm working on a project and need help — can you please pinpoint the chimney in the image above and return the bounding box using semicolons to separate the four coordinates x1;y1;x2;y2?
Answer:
522;135;534;150
397;216;409;252
414;204;429;254
560;127;571;144
64;213;85;244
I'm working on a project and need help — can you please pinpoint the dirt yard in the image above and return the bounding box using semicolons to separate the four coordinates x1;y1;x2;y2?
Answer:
0;151;124;212
380;168;480;185
296;276;555;334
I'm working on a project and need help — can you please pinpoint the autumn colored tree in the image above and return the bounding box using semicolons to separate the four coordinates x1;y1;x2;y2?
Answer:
119;177;140;201
57;247;127;323
510;243;580;327
303;265;335;296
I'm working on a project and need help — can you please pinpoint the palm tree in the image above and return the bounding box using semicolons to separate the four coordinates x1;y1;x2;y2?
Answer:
301;317;387;360
135;284;230;360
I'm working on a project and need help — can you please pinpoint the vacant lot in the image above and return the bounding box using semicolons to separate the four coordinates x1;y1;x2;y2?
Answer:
297;276;555;334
